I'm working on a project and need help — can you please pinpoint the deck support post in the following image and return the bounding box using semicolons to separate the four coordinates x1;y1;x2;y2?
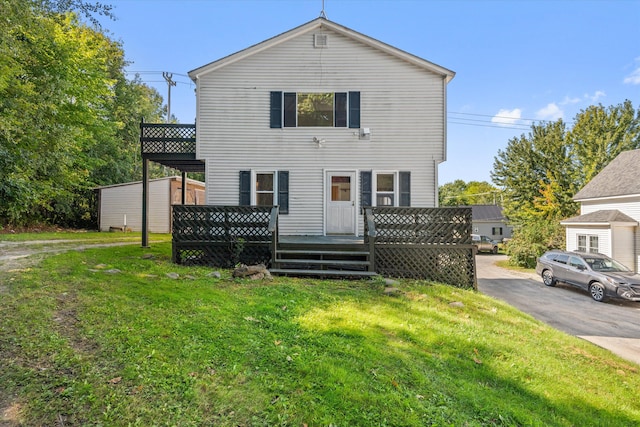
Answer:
181;171;187;205
142;158;149;248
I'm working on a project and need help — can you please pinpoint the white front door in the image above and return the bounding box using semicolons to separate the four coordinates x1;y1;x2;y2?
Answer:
326;171;356;235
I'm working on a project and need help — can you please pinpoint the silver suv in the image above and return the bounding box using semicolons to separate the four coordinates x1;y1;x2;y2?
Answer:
535;250;640;302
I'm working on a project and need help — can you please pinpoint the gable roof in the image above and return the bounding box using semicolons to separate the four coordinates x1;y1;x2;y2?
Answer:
470;205;506;221
561;209;637;226
188;17;455;82
573;149;640;201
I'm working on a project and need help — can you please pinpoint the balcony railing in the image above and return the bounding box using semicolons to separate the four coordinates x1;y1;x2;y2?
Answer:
140;122;196;155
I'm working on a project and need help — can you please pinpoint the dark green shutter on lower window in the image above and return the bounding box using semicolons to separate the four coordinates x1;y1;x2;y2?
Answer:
270;92;282;128
360;170;372;209
278;171;289;214
239;171;251;205
399;171;411;206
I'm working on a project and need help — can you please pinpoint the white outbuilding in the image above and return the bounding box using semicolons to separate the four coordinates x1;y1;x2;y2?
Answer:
95;176;205;233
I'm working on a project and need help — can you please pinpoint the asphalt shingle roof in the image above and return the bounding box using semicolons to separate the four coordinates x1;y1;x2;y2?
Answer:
561;209;637;224
573;149;640;200
470;205;505;221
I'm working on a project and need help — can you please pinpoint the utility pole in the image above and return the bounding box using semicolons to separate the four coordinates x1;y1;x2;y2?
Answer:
162;72;176;123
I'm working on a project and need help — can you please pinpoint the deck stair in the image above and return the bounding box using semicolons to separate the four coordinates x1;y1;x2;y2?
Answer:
270;238;377;278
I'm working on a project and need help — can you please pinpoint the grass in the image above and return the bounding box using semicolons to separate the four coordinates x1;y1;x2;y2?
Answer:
0;230;171;243
1;240;639;426
495;258;535;274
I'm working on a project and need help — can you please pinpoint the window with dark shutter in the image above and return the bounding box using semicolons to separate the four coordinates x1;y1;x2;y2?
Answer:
270;91;360;129
399;171;411;206
349;91;360;128
278;171;289;214
239;171;251;205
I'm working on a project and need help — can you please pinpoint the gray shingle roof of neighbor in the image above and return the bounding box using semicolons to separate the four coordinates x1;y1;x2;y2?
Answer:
470;205;505;221
573;149;640;200
561;209;637;225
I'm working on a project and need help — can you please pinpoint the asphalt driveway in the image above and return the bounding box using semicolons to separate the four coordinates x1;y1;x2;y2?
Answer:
476;254;640;366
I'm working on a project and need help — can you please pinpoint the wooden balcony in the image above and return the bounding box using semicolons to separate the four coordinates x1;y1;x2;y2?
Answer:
140;122;204;172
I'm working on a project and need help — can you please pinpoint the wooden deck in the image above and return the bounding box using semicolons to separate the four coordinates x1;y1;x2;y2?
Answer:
171;205;476;288
272;235;375;278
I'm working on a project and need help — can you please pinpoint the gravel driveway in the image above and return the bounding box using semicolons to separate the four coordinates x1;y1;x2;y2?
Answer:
476;254;640;366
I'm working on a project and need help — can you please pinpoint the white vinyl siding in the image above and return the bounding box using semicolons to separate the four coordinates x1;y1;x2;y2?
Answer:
196;28;446;235
579;197;640;272
611;225;635;271
566;227;611;256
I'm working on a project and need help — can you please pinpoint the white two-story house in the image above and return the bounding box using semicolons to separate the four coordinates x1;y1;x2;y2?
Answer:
187;17;455;236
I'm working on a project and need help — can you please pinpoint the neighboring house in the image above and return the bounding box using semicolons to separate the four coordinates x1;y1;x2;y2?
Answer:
96;176;205;233
562;149;640;272
470;205;512;241
187;17;455;236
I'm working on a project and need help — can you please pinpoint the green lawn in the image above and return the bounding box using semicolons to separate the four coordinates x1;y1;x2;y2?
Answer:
0;240;638;426
0;230;171;243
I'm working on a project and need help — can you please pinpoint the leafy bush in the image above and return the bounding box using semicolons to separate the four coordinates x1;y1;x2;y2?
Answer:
506;219;565;268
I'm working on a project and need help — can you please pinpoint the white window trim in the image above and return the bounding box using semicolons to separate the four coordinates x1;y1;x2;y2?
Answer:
251;170;278;206
373;171;399;207
577;234;599;253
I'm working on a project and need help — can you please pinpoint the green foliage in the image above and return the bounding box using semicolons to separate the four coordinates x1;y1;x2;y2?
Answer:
1;241;639;425
439;179;501;206
492;101;639;260
0;1;165;228
492;102;640;226
506;219;565;268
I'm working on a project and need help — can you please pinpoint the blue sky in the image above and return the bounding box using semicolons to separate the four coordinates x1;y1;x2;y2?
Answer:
98;0;640;185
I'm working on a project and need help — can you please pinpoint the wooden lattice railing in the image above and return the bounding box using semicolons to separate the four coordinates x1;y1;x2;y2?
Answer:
140;122;196;155
172;205;278;267
365;207;476;288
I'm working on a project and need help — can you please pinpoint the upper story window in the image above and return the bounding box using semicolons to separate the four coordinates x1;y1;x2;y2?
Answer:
271;91;360;128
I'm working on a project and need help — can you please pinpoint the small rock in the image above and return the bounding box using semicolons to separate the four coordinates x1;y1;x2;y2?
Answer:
208;271;222;279
384;278;400;286
184;275;196;280
141;253;155;260
166;272;179;279
383;287;401;295
105;269;121;274
449;301;464;308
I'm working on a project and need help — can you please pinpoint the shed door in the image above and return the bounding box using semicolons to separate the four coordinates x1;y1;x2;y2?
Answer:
326;171;356;235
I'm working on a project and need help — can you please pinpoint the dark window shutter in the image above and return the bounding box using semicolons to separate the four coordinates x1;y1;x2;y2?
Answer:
270;92;282;128
284;92;296;127
399;171;411;206
349;91;360;128
239;171;251;205
360;170;372;209
278;170;289;214
335;92;347;127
